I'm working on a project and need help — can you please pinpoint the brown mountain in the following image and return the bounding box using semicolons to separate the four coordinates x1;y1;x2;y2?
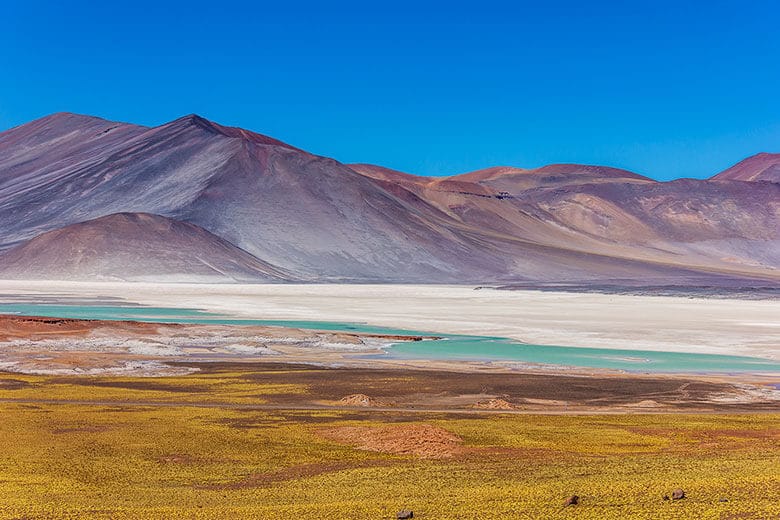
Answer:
0;112;777;284
350;162;780;280
454;163;655;192
711;153;780;183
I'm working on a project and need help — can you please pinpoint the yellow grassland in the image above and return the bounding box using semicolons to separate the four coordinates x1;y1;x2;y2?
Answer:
0;372;777;519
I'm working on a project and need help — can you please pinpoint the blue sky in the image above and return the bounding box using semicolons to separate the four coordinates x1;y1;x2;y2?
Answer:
2;0;779;180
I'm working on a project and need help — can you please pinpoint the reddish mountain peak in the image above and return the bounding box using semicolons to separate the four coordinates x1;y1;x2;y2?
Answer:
1;112;140;138
162;114;300;151
713;152;780;183
349;163;429;184
531;163;652;180
350;164;498;196
35;111;108;124
174;113;215;129
352;161;654;195
454;166;529;183
451;163;653;186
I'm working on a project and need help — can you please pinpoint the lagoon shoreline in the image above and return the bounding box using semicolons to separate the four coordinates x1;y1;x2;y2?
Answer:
0;281;777;359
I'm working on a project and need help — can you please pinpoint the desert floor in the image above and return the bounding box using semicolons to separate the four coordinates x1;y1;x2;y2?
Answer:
0;363;778;519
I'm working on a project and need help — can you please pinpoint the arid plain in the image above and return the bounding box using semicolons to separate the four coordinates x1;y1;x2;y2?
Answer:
0;282;778;518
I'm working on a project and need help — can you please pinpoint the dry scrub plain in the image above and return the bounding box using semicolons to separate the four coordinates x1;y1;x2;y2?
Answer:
0;366;778;519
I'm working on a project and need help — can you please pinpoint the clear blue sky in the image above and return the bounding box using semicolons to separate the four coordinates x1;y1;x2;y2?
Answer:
2;1;779;180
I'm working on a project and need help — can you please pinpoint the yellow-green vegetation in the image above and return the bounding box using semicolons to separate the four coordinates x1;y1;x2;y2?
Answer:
0;373;777;519
0;370;306;405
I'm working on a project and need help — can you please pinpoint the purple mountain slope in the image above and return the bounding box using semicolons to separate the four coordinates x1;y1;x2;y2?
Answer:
0;112;777;284
0;113;508;281
0;213;292;282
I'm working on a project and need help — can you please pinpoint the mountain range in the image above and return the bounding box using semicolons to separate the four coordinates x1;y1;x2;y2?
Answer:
0;112;777;284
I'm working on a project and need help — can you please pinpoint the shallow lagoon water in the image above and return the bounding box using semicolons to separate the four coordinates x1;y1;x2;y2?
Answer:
1;302;779;374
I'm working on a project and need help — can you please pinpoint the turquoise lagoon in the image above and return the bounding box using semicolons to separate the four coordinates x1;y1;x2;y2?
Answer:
0;302;778;374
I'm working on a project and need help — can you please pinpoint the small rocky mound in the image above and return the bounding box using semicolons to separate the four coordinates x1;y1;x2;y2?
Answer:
320;424;463;458
338;394;385;407
564;495;579;507
396;510;414;519
623;399;662;408
472;398;518;410
663;488;686;501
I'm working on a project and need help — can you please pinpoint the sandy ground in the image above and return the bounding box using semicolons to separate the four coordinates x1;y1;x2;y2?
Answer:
0;281;777;360
2;361;779;413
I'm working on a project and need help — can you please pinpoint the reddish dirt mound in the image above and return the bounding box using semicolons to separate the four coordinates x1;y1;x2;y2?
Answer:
338;393;386;407
472;398;519;410
0;314;161;341
320;424;463;458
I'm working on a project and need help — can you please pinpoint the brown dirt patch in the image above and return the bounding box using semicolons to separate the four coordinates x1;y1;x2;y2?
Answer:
0;314;162;341
0;378;30;390
50;378;210;393
320;423;464;458
338;393;387;407
620;399;664;408
186;362;749;411
472;398;519;410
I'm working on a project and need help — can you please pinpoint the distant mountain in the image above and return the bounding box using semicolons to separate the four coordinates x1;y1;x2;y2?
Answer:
0;213;292;282
0;112;778;284
454;163;655;192
352;162;780;279
712;153;780;183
